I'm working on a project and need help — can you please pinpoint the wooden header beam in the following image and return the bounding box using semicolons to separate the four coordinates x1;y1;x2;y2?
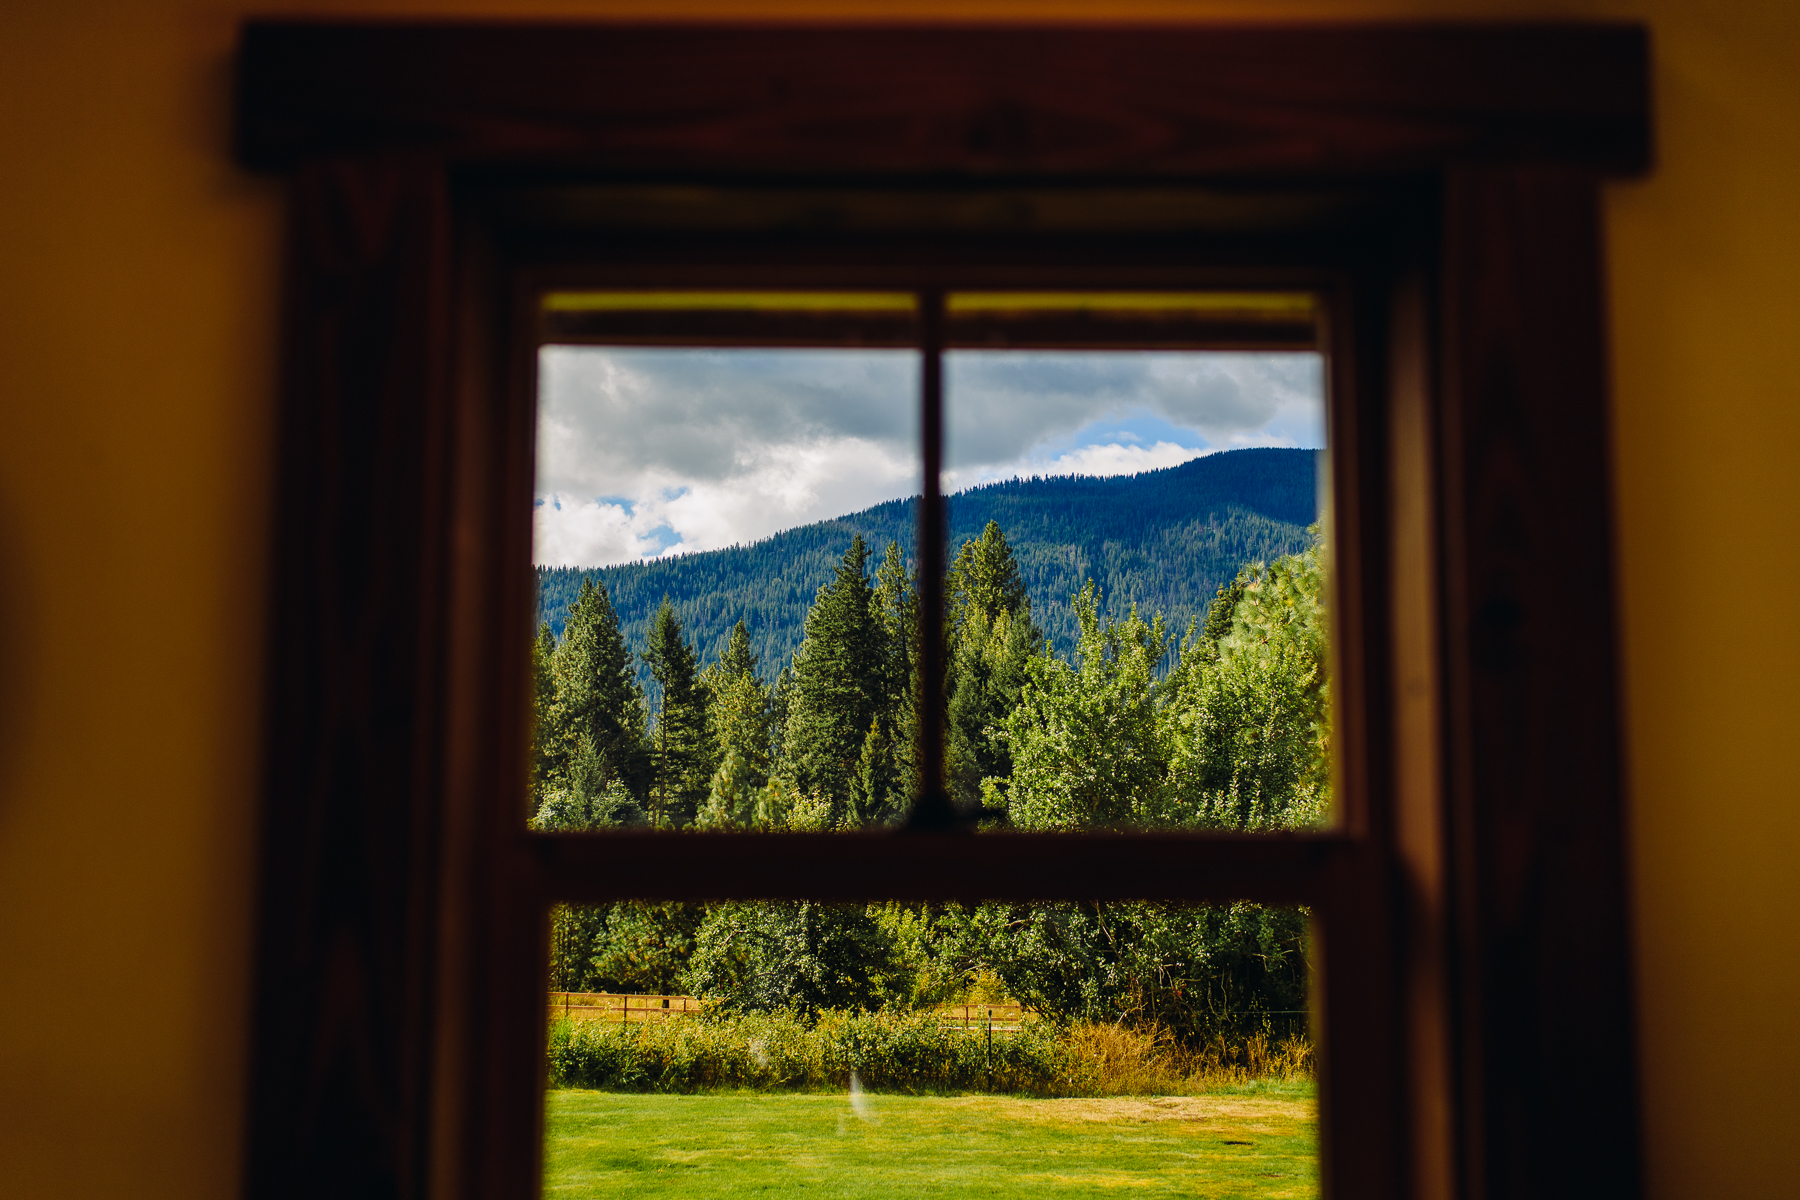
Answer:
236;22;1649;178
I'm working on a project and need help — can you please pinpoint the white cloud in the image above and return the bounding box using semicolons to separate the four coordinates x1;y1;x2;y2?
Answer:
1041;440;1208;477
533;498;660;567
944;350;1323;469
944;441;1208;491
532;434;920;567
533;346;1323;567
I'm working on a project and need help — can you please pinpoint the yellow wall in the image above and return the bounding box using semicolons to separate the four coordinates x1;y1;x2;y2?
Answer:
0;1;1794;1196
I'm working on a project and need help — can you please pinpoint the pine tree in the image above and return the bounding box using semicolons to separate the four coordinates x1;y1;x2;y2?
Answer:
777;536;894;821
531;735;642;831
716;618;759;680
1201;577;1248;652
698;620;774;829
642;598;710;828
873;542;915;704
546;579;649;806
869;541;918;821
529;621;558;811
846;718;896;826
948;520;1031;630
944;522;1040;809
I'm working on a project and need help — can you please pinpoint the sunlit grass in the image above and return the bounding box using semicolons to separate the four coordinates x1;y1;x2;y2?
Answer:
544;1087;1317;1198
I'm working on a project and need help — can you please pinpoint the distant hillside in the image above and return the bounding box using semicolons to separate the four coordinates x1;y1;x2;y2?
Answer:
536;446;1320;684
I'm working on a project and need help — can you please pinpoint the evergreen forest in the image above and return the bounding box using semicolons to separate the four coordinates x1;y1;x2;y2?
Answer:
530;446;1329;1049
537;446;1319;687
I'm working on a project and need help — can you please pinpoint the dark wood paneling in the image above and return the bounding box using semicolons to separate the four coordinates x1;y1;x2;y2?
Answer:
1437;167;1640;1200
537;830;1351;903
538;308;1316;350
1312;248;1409;1200
236;23;1651;1200
236;22;1649;177
245;158;453;1200
542;307;919;347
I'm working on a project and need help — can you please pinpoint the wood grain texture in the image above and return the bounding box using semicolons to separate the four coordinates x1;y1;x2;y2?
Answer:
1311;250;1408;1200
1437;167;1640;1200
236;24;1650;1200
235;22;1649;178
245;157;453;1200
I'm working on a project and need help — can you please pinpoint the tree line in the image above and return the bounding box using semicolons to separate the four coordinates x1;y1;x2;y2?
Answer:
530;519;1328;1043
536;445;1318;689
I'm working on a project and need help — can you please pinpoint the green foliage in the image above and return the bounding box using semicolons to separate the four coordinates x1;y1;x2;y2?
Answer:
1163;541;1331;830
548;902;704;995
696;621;775;830
869;903;974;1010
684;902;902;1016
696;747;760;830
941;901;1309;1046
537;447;1318;686
776;538;908;826
529;621;558;810
544;579;650;804
547;905;609;993
1003;586;1170;831
547;1007;1073;1095
948;518;1032;623
531;465;1334;1051
945;522;1039;809
531;753;640;832
641;599;710;827
972;538;1327;1039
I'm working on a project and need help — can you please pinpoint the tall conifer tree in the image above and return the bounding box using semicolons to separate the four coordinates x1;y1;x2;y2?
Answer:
778;536;894;820
547;578;649;803
529;621;558;810
642;598;710;827
698;620;774;829
871;541;919;818
945;521;1040;808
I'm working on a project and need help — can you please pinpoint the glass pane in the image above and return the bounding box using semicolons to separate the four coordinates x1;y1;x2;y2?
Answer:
531;306;920;830
545;900;1317;1198
942;296;1331;831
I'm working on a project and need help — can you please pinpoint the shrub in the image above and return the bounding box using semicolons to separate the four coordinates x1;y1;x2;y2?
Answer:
546;1007;1310;1096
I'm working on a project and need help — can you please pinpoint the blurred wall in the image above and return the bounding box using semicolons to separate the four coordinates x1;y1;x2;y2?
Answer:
0;1;1793;1197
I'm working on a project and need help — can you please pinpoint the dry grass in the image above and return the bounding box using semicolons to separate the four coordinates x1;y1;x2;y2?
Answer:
1062;1020;1313;1095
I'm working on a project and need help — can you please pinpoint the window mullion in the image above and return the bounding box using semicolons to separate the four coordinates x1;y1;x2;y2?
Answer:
908;288;953;829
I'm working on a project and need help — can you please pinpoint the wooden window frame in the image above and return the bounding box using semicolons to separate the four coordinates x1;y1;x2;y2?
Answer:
235;22;1649;1200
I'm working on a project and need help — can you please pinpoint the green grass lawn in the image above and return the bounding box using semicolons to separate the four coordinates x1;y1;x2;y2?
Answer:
544;1086;1317;1199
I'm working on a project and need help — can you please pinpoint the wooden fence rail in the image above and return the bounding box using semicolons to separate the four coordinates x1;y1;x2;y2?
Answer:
546;992;1026;1030
547;992;702;1024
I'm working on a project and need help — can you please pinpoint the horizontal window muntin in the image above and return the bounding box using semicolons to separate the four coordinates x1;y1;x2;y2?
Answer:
538;289;1320;350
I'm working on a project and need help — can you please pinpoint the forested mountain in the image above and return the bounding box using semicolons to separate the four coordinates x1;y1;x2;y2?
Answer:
536;446;1318;684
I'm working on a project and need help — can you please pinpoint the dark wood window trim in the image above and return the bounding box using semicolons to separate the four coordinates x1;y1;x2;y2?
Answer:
236;22;1649;1200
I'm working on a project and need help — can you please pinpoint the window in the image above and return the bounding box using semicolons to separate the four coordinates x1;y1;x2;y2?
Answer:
237;22;1649;1200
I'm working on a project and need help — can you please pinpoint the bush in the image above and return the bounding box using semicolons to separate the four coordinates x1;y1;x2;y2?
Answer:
683;902;900;1015
548;1008;1071;1095
546;1008;1311;1096
1061;1020;1315;1095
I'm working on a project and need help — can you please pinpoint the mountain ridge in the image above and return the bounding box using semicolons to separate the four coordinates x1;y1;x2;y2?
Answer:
536;446;1320;684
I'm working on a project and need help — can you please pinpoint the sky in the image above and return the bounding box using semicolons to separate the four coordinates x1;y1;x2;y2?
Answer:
532;346;1325;567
